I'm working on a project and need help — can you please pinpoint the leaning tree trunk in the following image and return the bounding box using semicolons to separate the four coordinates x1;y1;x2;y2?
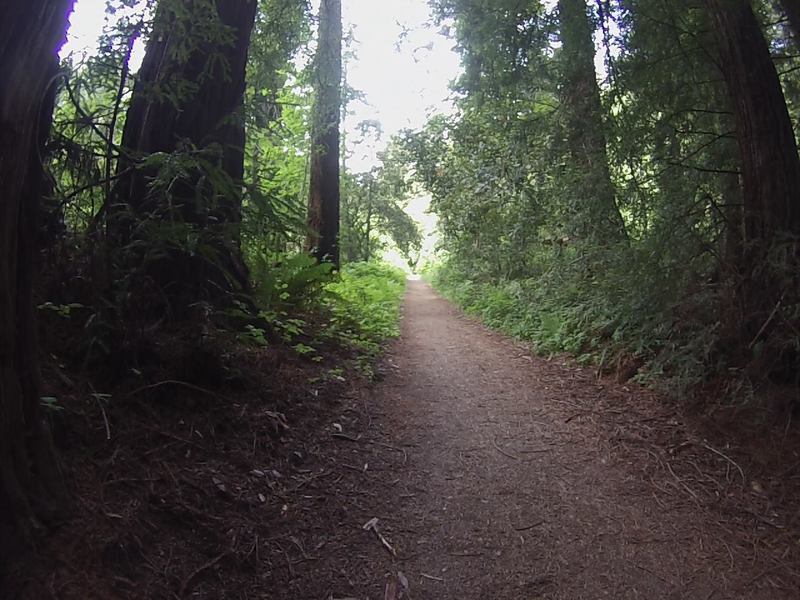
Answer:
558;0;627;241
306;0;342;267
705;0;800;369
0;0;72;569
113;0;258;309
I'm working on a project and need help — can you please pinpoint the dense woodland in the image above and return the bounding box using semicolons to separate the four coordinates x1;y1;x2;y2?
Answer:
1;0;417;576
1;0;799;593
413;0;800;400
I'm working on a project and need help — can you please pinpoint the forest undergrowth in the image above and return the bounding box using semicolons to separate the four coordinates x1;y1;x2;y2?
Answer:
6;260;407;599
427;252;798;423
406;0;800;422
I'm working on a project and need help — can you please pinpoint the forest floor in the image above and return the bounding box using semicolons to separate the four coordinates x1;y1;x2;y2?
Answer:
8;280;800;599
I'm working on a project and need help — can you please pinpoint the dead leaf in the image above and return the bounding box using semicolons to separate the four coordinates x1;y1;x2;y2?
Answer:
397;571;409;590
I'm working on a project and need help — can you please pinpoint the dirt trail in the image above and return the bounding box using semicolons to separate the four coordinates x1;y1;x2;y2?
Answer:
267;280;799;599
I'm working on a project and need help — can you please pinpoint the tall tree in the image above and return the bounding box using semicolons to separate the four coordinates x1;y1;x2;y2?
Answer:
306;0;342;267
704;0;800;347
113;0;258;308
0;0;71;565
558;0;627;240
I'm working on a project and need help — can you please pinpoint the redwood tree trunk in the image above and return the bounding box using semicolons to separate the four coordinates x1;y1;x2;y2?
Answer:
114;0;257;308
306;0;342;267
558;0;627;241
705;0;800;363
0;0;71;568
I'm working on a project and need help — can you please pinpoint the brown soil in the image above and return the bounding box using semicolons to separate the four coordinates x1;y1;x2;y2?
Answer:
8;280;800;599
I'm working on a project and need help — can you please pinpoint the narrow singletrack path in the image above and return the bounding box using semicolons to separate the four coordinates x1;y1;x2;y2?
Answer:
266;281;798;599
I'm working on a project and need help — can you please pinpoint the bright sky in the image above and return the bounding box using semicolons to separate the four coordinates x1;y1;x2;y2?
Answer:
339;0;460;172
61;0;462;174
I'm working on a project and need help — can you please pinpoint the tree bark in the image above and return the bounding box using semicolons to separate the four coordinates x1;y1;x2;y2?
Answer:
0;0;72;569
306;0;342;267
558;0;627;241
705;0;800;359
113;0;257;308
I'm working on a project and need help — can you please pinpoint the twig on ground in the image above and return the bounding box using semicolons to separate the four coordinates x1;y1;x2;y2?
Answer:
331;433;408;464
279;545;295;579
742;561;800;588
179;552;229;598
519;447;553;454
341;463;366;473
331;432;362;442
513;521;544;531
748;297;783;349
632;562;671;584
127;379;228;401
371;440;408;465
702;442;746;484
92;394;111;440
492;436;520;460
363;517;397;556
665;461;701;501
143;425;203;449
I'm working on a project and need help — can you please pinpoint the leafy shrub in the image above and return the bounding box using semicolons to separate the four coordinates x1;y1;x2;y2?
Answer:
250;252;336;311
243;255;406;366
323;262;406;364
427;243;726;398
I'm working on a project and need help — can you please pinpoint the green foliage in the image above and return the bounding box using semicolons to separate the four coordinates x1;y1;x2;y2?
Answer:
240;323;270;347
323;262;407;364
428;244;725;396
50;1;147;233
409;0;800;398
244;256;405;367
340;150;423;267
38;302;85;318
43;0;413;382
242;87;311;259
242;0;313;260
40;397;65;412
251;252;335;310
